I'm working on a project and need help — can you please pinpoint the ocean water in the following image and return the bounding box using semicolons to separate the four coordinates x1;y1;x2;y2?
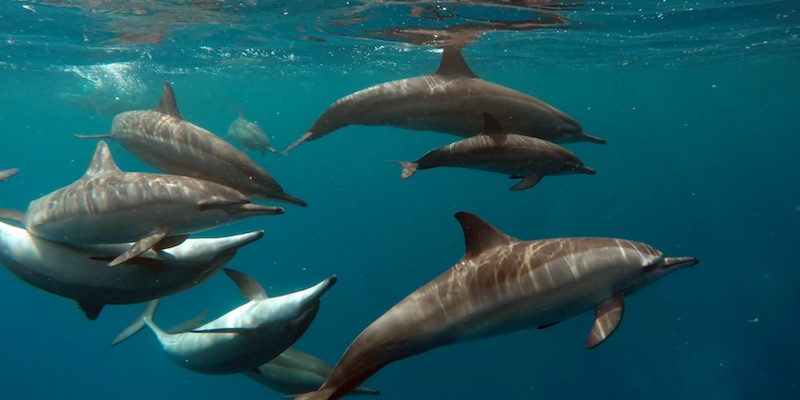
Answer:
1;0;798;399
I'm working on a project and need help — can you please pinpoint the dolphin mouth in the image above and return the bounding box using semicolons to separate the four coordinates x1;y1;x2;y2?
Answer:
663;256;699;269
582;132;607;144
580;166;597;175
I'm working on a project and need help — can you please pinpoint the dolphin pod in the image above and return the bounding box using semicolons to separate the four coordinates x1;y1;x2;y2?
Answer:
1;141;282;267
76;82;305;207
0;221;263;320
115;269;337;375
283;47;605;154
395;112;597;190
291;212;699;400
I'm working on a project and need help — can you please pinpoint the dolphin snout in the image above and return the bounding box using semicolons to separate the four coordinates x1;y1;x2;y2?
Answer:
580;166;597;175
663;257;699;269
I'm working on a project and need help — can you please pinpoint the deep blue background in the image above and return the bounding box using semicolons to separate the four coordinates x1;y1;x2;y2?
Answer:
1;2;799;399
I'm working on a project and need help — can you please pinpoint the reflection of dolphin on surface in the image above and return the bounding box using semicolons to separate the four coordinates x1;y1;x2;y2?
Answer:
0;141;282;267
0;222;263;320
245;347;379;397
77;82;306;207
227;106;277;155
115;269;337;375
292;212;698;400
284;47;604;154
394;113;596;190
0;168;19;182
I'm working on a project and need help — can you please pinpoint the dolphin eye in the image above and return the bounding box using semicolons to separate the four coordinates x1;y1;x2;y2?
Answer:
561;164;573;171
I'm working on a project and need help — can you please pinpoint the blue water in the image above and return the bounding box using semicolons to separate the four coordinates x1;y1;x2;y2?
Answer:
1;1;799;399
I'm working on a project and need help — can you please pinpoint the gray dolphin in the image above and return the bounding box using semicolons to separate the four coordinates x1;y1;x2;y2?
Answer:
76;82;305;207
227;106;277;155
116;269;336;375
0;168;19;182
292;212;699;400
283;47;604;154
0;220;263;320
2;141;282;267
245;347;379;397
394;112;596;190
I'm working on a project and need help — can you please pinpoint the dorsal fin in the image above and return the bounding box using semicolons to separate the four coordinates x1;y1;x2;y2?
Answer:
479;112;508;135
84;141;121;177
224;268;267;301
433;47;478;78
454;212;518;260
154;81;184;119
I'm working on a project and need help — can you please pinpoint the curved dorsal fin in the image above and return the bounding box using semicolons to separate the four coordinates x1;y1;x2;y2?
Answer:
454;212;518;260
84;141;121;177
433;47;478;79
224;268;267;301
154;81;184;119
479;112;508;135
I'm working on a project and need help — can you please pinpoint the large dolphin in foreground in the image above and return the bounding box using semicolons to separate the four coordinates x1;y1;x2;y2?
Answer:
227;106;277;155
283;47;604;154
76;82;305;207
0;141;282;267
116;269;337;375
245;347;379;397
395;113;596;190
0;168;19;182
292;212;699;400
0;220;263;320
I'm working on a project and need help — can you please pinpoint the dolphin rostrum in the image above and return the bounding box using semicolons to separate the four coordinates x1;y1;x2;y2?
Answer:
292;212;699;400
394;112;596;190
245;347;379;397
5;141;282;267
283;47;604;154
0;168;19;182
227;106;277;155
116;269;337;375
76;82;305;207
0;220;263;320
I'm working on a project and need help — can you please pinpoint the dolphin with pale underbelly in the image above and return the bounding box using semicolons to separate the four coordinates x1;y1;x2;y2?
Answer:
227;106;276;155
0;221;263;320
395;112;596;190
292;212;698;400
0;141;282;267
283;47;604;154
245;347;379;397
0;168;19;182
116;269;337;375
76;82;305;207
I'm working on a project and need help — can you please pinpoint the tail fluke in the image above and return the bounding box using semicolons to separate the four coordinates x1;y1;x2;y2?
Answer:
391;161;418;179
112;300;160;346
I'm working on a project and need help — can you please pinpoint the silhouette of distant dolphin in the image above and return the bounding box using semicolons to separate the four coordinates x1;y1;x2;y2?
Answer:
227;106;276;155
77;82;305;207
284;47;604;154
0;168;19;182
292;212;698;400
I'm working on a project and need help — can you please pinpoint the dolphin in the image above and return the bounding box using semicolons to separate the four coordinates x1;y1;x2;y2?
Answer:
394;112;596;190
0;220;263;320
1;141;282;267
116;269;337;375
283;47;604;154
76;81;305;207
292;212;699;400
244;347;379;397
227;106;277;155
0;168;19;182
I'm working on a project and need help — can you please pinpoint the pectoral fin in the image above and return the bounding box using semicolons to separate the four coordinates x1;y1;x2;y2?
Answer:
167;310;208;334
189;328;259;334
0;208;24;223
586;294;624;349
510;174;543;191
108;227;171;267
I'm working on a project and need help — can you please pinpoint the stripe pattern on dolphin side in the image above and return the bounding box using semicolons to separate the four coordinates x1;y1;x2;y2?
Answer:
284;47;604;154
291;212;698;400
